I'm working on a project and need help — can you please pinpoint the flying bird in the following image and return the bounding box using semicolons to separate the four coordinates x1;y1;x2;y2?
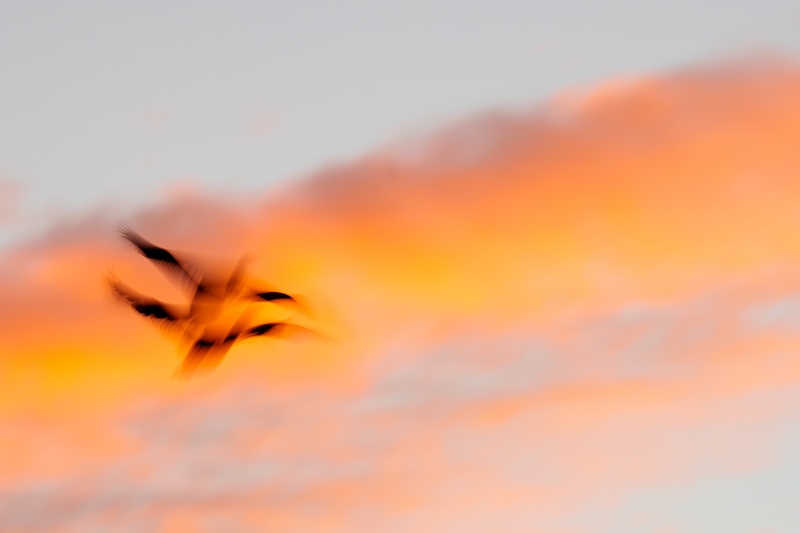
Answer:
177;319;320;379
109;226;319;378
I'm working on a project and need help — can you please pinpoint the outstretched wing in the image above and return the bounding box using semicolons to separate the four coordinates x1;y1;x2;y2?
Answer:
240;322;322;343
119;225;200;294
175;335;239;380
251;291;294;302
247;290;315;316
108;274;187;335
174;339;215;380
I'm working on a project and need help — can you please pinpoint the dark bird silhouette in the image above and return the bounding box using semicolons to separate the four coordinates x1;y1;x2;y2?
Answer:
109;226;319;378
119;224;200;294
245;288;315;317
252;291;294;302
107;275;187;335
176;321;320;379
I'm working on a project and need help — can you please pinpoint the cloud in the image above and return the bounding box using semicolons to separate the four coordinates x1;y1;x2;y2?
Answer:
3;283;800;532
3;57;800;531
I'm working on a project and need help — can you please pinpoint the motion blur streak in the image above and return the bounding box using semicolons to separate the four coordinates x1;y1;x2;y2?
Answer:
3;59;800;531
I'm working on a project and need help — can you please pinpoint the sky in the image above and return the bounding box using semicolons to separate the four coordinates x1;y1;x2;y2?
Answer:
4;1;800;532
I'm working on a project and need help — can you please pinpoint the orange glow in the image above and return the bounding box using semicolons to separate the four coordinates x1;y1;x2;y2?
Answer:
3;59;800;531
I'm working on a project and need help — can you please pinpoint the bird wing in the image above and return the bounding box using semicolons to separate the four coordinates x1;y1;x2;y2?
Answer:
175;335;239;380
174;338;215;380
119;225;201;294
240;322;323;343
250;291;294;302
108;274;187;336
246;290;315;317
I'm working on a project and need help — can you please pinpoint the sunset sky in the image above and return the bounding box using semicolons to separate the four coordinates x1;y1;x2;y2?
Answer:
3;1;800;532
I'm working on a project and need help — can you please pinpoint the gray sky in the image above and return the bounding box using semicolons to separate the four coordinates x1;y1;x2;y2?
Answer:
1;0;800;245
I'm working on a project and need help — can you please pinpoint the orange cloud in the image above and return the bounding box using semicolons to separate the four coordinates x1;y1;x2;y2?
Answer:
3;58;800;531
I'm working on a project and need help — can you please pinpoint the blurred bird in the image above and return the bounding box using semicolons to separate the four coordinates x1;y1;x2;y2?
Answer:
109;225;319;378
177;315;320;379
